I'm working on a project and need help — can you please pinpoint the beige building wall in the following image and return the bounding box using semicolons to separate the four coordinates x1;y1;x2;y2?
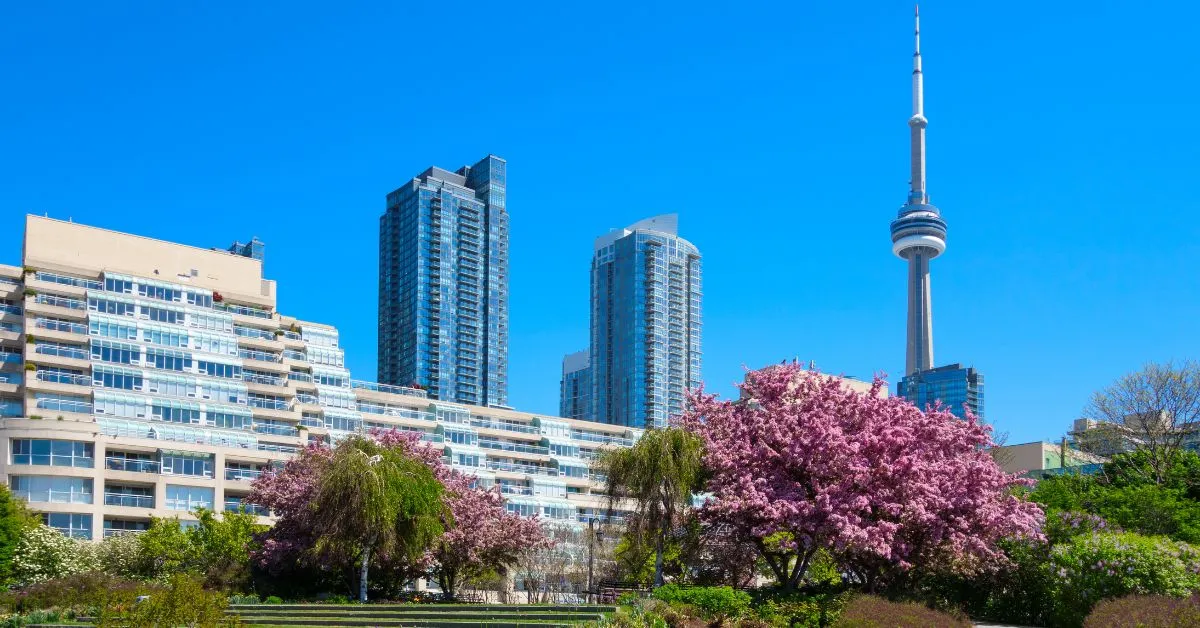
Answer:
23;216;275;308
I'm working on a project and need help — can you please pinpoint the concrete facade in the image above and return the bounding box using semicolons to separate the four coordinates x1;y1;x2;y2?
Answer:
0;216;635;541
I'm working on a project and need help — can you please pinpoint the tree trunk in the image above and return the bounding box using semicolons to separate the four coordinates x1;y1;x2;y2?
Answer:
654;524;666;588
441;569;458;601
359;545;371;603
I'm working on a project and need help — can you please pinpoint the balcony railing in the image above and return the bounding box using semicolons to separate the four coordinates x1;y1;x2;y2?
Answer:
570;432;633;447
243;372;286;386
223;500;270;516
215;303;273;319
248;397;290;411
35;397;92;414
35;318;87;335
103;528;147;538
282;349;306;361
479;440;550;456
281;330;303;341
13;489;93;504
295;393;318;405
225;468;263;481
257;443;297;454
253;423;299;437
470;419;540;434
104;493;154;508
106;457;161;473
485;460;558;476
351;380;428;399
233;326;276;341
0;303;21;315
35;370;91;386
35;344;88;360
165;498;213;511
499;484;534;496
287;371;313;383
35;294;86;311
239;349;282;363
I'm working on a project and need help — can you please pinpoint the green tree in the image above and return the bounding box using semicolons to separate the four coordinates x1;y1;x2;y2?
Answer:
309;435;445;602
0;484;36;584
188;508;264;590
596;427;704;587
138;517;199;581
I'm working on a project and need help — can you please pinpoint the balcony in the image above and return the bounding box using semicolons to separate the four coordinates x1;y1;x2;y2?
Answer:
351;380;427;399
34;318;87;336
225;468;263;482
238;349;282;364
103;528;147;538
106;457;161;474
13;489;93;505
223;500;270;517
253;423;299;437
243;372;287;387
35;396;92;415
34;370;91;387
479;440;550;456
485;460;558;477
33;343;88;361
104;493;154;508
499;484;534;496
215;303;273;320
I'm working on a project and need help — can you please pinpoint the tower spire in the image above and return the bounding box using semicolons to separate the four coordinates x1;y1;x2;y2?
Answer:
909;4;927;204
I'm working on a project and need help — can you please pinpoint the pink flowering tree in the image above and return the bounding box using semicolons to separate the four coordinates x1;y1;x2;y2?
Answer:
432;471;550;599
249;429;548;599
681;363;1044;591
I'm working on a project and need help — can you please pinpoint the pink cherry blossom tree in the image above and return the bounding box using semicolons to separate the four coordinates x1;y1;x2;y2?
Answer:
680;363;1044;591
432;471;550;600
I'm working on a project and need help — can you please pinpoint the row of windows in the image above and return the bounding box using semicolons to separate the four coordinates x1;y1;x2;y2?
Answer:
11;439;94;467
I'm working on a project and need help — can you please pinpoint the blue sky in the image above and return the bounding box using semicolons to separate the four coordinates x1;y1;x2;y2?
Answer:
2;1;1198;445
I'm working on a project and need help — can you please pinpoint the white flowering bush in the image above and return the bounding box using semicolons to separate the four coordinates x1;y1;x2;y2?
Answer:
10;525;99;585
1049;531;1200;626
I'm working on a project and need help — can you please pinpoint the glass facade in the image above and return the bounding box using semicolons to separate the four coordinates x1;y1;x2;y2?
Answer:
590;216;702;428
378;155;509;408
898;363;985;421
559;349;593;420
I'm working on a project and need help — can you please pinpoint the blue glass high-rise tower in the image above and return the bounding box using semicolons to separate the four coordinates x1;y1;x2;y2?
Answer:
590;215;701;428
378;155;509;407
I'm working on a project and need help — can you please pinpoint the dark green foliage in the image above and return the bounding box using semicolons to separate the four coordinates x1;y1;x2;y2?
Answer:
0;572;148;615
831;595;969;628
121;574;240;627
1084;593;1200;627
0;485;35;584
652;584;751;620
263;595;283;604
750;588;852;628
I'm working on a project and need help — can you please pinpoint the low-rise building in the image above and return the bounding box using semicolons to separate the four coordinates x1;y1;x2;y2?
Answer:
0;215;637;540
990;440;1105;478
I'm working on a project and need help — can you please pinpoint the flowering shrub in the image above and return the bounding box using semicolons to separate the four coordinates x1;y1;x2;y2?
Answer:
1084;593;1200;627
831;595;969;627
9;526;98;586
1049;532;1200;627
1045;511;1115;545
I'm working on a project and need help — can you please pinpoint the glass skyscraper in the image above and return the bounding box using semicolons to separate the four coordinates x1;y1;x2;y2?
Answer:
898;363;984;421
559;349;593;421
378;155;509;408
590;215;701;428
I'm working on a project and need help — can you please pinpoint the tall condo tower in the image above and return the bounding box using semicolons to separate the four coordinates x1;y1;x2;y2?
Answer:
590;215;701;429
890;6;948;376
378;156;510;407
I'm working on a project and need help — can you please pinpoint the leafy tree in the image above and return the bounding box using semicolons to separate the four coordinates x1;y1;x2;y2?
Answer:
682;363;1044;591
138;517;198;582
595;426;704;587
308;435;445;602
431;472;547;600
188;508;265;590
0;485;36;584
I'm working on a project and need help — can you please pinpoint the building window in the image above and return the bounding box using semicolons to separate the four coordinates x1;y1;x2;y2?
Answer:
165;485;214;511
161;454;213;477
11;439;94;468
11;476;93;504
44;513;92;539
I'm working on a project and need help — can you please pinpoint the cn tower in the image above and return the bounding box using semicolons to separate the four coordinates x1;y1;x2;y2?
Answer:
890;5;948;376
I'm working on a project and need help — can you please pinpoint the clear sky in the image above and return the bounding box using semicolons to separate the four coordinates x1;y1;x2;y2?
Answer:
2;1;1198;445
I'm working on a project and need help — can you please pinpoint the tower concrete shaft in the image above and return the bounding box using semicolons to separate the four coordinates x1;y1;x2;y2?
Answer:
890;4;948;376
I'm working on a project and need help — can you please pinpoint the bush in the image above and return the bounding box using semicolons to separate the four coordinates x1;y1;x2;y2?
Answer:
120;574;239;628
653;584;752;620
263;595;283;604
751;589;851;628
1048;532;1200;627
1;572;148;616
1084;593;1200;627
227;594;260;605
9;526;99;586
831;595;969;628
